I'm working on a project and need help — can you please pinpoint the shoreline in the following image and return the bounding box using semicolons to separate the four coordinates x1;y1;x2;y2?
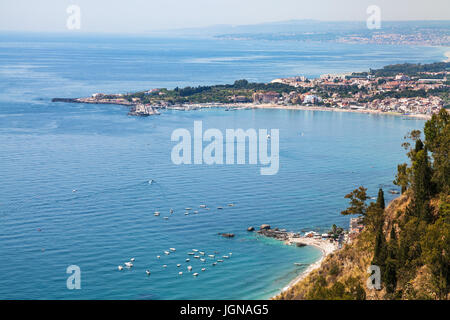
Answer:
246;103;431;120
174;102;432;120
271;236;338;299
52;98;433;120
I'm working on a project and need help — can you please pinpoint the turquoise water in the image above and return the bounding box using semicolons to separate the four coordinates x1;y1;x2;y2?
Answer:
0;33;439;299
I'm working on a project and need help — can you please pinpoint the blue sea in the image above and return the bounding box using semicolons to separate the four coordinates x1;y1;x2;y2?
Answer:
0;33;445;299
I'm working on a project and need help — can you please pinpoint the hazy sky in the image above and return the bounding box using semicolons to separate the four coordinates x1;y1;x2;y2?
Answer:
1;0;449;33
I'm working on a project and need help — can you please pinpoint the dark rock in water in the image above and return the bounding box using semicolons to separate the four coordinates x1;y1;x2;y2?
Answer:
219;233;235;238
257;224;291;241
247;226;255;232
296;242;306;247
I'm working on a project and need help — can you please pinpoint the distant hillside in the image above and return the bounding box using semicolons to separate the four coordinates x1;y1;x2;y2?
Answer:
276;108;449;300
151;20;450;46
353;62;450;77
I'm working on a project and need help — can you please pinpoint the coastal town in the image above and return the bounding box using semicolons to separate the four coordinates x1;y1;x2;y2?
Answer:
268;68;448;116
52;61;449;118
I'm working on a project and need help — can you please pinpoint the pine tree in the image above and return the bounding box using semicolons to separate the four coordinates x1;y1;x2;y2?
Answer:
393;163;409;194
384;226;398;294
372;226;386;267
411;149;434;222
376;188;385;210
384;258;397;294
341;186;368;216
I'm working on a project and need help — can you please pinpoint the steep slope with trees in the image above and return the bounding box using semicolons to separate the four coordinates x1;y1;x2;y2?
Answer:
277;108;449;300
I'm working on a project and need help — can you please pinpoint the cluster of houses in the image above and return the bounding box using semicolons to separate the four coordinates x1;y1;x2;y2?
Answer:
265;71;448;116
252;91;323;105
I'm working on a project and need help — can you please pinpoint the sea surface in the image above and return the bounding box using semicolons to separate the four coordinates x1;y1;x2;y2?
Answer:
0;33;444;299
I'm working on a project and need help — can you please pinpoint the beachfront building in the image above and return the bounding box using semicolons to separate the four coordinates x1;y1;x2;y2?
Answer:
252;91;280;104
303;94;322;105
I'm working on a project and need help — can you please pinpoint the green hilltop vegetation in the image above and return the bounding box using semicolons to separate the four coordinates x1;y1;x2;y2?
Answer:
277;108;449;300
123;80;303;105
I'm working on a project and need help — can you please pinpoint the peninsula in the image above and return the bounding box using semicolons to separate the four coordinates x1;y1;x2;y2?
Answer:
52;62;449;118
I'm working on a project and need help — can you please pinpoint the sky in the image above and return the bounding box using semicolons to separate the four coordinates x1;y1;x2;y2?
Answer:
0;0;449;33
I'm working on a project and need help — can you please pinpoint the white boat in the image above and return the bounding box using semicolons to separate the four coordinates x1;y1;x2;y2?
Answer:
227;203;234;207
200;258;205;262
146;270;151;275
118;265;123;271
267;134;271;139
212;262;217;266
208;255;215;258
185;208;192;210
124;262;133;268
186;258;190;262
184;212;189;215
164;251;170;255
154;212;160;216
163;265;167;268
223;255;229;259
177;264;181;267
199;251;205;255
193;273;199;276
164;217;169;220
178;272;183;275
199;205;207;208
130;258;135;262
188;252;195;255
228;253;232;256
187;266;192;271
194;255;200;259
217;259;223;263
170;248;176;251
157;255;160;259
193;211;198;214
201;268;206;271
170;209;174;214
217;206;223;209
192;249;198;252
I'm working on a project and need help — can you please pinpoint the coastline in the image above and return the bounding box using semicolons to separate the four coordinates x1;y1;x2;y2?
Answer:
174;102;432;120
271;236;338;299
52;98;433;120
247;103;431;120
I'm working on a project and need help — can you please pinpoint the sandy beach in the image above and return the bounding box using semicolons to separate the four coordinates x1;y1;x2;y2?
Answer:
272;236;338;298
193;102;432;120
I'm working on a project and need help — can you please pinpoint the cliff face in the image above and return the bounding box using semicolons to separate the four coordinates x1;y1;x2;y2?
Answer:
276;192;447;300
